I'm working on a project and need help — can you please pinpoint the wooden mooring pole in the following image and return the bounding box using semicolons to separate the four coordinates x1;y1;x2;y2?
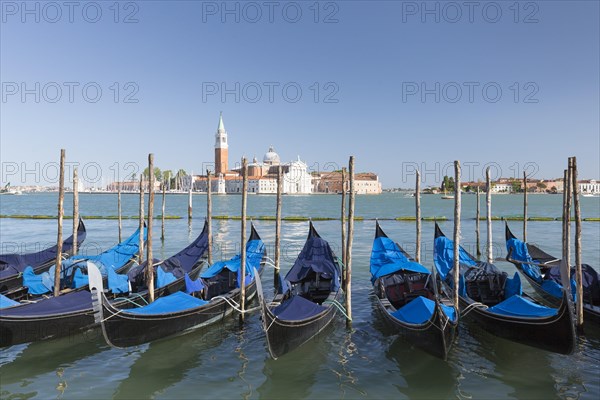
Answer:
118;181;122;242
476;186;481;258
72;167;79;255
523;171;528;242
188;175;193;221
240;158;248;321
453;161;461;310
53;149;66;297
486;167;493;264
147;154;155;303
415;170;421;263
571;157;583;330
345;156;355;325
207;170;213;265
138;176;145;265
560;168;572;297
341;167;347;268
274;165;283;292
161;182;166;241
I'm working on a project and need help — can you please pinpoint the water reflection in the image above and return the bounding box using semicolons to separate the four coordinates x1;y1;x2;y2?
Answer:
112;322;233;399
0;333;106;398
257;329;329;399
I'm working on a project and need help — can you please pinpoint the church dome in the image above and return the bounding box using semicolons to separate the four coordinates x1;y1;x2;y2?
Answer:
263;146;280;165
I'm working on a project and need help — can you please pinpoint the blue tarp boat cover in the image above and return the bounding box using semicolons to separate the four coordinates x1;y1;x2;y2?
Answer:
108;266;130;293
157;267;177;289
272;294;327;321
200;239;265;287
0;293;20;309
390;296;457;324
1;290;92;317
506;237;543;282
507;234;600;302
370;233;430;283
0;219;86;281
283;223;340;292
433;234;478;281
126;291;208;315
24;227;145;294
488;295;558;318
127;222;209;289
185;273;205;294
22;266;54;295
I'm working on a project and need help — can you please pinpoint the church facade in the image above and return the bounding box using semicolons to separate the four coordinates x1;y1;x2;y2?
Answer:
193;114;313;194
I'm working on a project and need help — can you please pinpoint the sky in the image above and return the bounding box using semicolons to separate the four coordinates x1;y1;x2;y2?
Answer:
1;0;599;189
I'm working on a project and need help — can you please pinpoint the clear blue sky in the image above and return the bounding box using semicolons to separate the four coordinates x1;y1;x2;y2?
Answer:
1;0;598;188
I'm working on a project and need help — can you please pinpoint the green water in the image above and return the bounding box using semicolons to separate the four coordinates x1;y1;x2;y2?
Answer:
0;193;599;399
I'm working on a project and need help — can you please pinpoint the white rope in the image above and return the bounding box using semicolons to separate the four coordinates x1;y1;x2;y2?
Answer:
100;309;124;323
323;299;352;321
461;301;488;317
264;313;279;332
211;295;260;314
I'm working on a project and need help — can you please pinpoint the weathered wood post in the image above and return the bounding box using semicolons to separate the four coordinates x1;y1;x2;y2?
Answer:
160;182;166;241
560;168;572;296
240;158;248;321
415;169;421;262
188;174;193;221
274;165;283;292
53;149;66;297
207;170;213;265
571;157;583;330
486;167;493;264
453;161;461;310
72;167;79;255
523;171;528;242
345;156;355;325
341;167;347;268
138;176;145;265
117;180;122;242
476;186;481;257
147;154;155;302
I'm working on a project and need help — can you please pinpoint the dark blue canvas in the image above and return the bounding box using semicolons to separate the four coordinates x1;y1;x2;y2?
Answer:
283;223;340;292
272;294;327;321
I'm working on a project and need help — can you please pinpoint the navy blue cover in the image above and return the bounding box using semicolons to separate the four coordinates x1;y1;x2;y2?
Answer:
272;294;327;321
1;290;92;316
283;223;340;292
0;219;86;280
128;221;209;289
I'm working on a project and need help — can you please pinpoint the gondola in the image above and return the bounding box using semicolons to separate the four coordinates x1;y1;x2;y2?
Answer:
370;222;457;359
255;222;342;359
0;219;86;294
0;226;147;347
505;223;600;325
90;224;266;348
434;223;575;354
17;225;145;298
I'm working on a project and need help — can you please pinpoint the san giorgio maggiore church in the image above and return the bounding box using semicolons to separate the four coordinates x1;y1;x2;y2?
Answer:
192;114;313;194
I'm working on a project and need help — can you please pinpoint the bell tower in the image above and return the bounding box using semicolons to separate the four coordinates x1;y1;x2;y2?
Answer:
214;112;228;174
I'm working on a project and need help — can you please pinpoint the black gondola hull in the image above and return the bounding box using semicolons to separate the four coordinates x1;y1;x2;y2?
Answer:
98;275;260;348
261;291;341;360
455;290;575;354
375;299;457;360
0;260;204;347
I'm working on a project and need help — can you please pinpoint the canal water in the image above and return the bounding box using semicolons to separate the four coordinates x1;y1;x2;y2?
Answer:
1;193;599;399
